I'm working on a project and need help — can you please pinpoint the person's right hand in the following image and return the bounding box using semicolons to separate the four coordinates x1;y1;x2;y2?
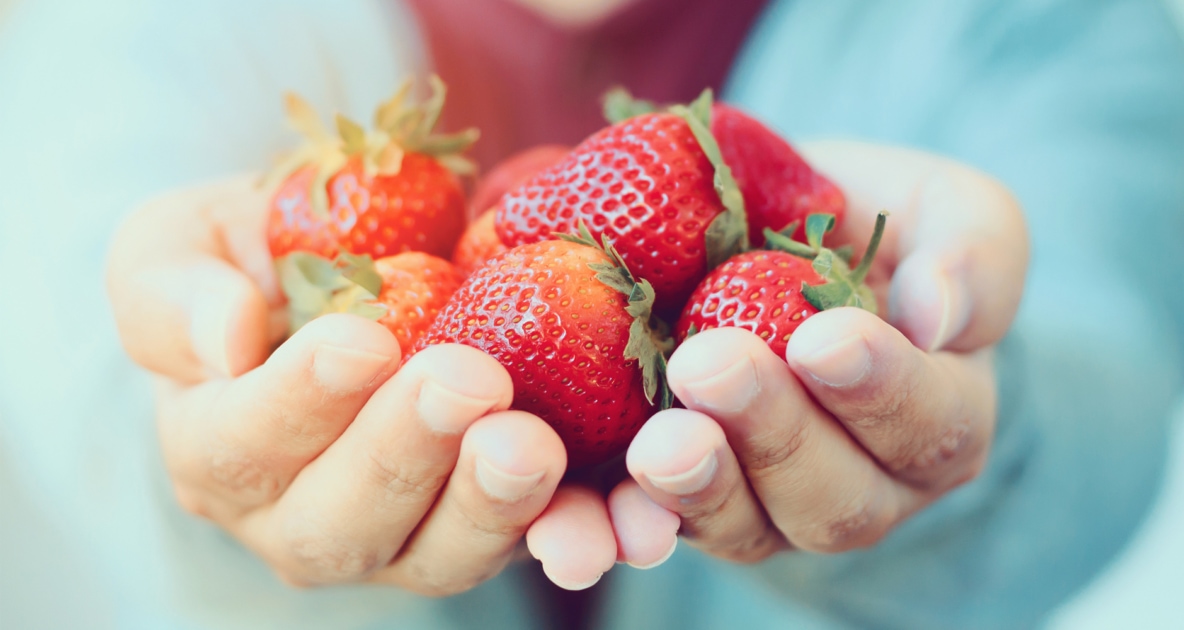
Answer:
106;175;575;595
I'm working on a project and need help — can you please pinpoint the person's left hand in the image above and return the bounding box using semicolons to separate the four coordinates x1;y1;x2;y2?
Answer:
603;140;1028;563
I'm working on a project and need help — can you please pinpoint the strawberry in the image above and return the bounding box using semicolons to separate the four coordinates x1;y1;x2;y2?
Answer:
710;104;846;243
468;144;571;219
603;88;846;245
452;210;508;277
452;145;571;276
495;90;749;316
277;251;462;355
413;228;673;468
266;76;478;261
675;213;887;358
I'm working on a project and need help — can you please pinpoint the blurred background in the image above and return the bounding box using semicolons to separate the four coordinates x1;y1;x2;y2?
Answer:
1;1;1182;628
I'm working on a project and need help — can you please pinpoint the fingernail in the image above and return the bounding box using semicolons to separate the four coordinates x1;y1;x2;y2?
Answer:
927;269;972;352
888;258;973;353
645;451;718;496
543;566;602;591
417;380;499;434
627;538;678;570
679;357;759;414
312;345;393;393
475;457;545;502
794;334;871;387
190;290;235;377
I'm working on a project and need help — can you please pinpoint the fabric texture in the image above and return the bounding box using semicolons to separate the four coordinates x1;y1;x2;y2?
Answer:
401;0;769;168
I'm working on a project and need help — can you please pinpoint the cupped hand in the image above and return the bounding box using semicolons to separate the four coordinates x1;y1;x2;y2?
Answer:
106;176;580;594
615;140;1029;561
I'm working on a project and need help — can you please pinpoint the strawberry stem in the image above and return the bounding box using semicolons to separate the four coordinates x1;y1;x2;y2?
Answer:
797;211;888;314
850;212;888;285
602;86;750;270
262;75;479;218
559;221;675;410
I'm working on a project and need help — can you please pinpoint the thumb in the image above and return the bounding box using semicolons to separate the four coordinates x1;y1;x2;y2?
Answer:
107;177;275;382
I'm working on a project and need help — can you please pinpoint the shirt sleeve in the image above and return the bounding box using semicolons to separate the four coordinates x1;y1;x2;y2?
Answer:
0;0;423;515
715;1;1184;628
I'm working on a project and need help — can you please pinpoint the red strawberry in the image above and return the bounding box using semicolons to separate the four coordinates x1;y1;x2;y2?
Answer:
603;88;846;246
675;213;887;358
468;144;571;219
266;76;478;260
452;145;570;276
495;91;748;316
277;251;462;355
710;104;846;244
413;230;672;468
452;210;508;277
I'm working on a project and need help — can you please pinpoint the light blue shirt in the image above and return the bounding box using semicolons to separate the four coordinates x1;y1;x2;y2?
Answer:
1;1;1181;628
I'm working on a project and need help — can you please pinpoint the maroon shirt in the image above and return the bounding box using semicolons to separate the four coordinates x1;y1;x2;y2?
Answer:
404;0;770;168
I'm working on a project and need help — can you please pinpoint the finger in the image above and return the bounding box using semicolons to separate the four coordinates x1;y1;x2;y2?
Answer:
525;485;618;591
107;174;280;381
373;411;565;595
243;344;513;584
606;479;681;569
801;141;1029;352
785;308;995;490
625;409;786;564
158;314;401;514
667;327;924;553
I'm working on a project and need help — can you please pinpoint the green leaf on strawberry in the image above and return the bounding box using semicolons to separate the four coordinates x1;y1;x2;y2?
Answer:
760;211;888;313
276;251;387;335
559;221;674;409
264;75;479;221
603;87;750;271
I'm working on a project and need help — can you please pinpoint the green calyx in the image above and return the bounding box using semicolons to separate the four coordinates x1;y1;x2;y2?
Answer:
602;86;749;271
263;75;479;219
559;222;675;410
762;211;888;313
276;251;387;335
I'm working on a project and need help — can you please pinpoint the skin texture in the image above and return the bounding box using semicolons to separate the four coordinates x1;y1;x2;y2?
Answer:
105;174;673;593
624;140;1028;563
106;139;1028;593
495;112;725;314
268;154;467;260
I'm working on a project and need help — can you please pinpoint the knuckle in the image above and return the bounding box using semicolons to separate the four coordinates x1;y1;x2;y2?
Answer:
848;375;919;431
949;451;989;489
456;506;525;541
743;420;810;480
887;420;975;485
388;561;493;598
706;529;785;565
277;520;382;583
679;478;740;525
799;495;889;553
206;448;282;504
365;450;447;502
269;405;340;451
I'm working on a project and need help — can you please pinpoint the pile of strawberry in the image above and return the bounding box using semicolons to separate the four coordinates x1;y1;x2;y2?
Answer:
268;78;885;468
